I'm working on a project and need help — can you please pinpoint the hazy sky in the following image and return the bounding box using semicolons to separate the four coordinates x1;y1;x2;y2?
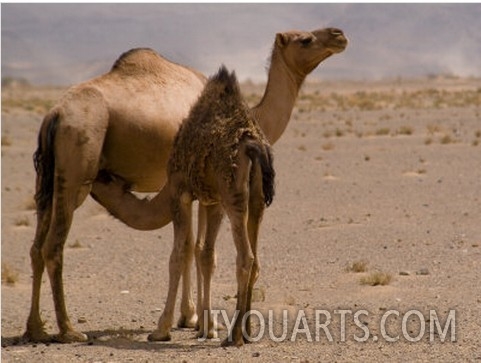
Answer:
2;3;481;85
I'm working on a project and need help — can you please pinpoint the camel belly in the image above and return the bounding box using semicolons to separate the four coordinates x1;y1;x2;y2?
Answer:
100;116;179;192
94;69;206;192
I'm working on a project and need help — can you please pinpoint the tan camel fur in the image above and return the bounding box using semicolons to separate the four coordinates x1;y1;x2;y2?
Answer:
151;66;275;346
27;28;347;343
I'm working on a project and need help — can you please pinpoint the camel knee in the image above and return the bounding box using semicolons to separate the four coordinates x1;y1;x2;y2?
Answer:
237;252;254;281
200;246;217;273
41;238;65;272
183;237;195;260
30;244;45;267
194;240;203;261
250;259;260;284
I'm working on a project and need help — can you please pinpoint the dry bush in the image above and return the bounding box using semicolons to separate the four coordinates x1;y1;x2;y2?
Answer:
14;216;30;227
360;271;393;286
1;135;12;147
295;86;481;112
396;126;414;136
345;260;369;273
335;128;345;137
24;197;37;211
323;130;333;138
321;142;335;151
375;128;390;136
2;263;19;285
68;239;83;249
440;134;455;144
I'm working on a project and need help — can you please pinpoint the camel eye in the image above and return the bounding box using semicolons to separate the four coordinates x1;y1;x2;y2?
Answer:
300;37;313;46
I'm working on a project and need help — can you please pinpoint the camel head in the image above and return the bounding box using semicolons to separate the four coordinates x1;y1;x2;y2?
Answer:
274;27;348;79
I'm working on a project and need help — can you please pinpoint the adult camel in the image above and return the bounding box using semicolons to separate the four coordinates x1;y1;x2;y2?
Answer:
27;27;347;343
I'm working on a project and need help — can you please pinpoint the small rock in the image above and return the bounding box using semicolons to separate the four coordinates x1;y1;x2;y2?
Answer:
78;317;87;324
399;271;410;276
416;268;430;276
252;352;261;358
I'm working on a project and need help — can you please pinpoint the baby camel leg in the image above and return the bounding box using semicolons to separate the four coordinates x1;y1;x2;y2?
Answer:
194;204;207;331
148;192;193;342
222;204;254;347
178;222;196;329
92;175;197;329
196;204;224;339
244;173;265;339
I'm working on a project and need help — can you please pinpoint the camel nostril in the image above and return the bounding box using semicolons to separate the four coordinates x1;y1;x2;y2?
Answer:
329;28;344;37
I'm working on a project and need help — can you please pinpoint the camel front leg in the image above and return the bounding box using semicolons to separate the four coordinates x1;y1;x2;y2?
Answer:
93;173;197;329
222;206;253;347
148;192;193;342
196;204;224;340
178;222;197;329
194;203;207;331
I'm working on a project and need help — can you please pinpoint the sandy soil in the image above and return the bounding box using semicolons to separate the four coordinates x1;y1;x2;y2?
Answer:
2;77;481;362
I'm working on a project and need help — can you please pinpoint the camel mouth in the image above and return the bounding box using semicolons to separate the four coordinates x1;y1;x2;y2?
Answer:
312;28;348;53
330;38;348;53
328;32;348;53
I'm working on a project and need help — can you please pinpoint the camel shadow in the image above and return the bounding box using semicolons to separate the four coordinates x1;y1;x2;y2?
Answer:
1;328;219;352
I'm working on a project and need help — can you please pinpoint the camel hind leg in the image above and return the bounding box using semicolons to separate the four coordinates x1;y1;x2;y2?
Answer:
244;165;266;340
43;176;92;342
25;88;108;342
221;174;254;346
25;205;52;342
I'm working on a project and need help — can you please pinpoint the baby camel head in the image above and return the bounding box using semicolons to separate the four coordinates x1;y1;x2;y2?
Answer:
275;27;348;78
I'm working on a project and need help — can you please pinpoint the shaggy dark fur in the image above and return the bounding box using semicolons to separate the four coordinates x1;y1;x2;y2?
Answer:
168;65;275;207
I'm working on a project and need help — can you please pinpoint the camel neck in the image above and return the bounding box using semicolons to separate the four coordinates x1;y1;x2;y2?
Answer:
252;49;305;145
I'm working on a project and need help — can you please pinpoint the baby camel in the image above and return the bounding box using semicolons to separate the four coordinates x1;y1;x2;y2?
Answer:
152;66;275;347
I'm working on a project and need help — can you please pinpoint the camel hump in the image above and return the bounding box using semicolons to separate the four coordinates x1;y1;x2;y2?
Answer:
111;48;157;70
109;48;206;85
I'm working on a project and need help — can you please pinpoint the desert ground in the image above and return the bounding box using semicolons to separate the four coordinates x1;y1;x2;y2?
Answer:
2;76;481;362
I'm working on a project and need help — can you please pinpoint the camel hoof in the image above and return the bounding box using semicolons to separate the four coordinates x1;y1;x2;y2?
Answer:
177;314;198;329
221;337;244;347
147;330;171;342
221;336;244;347
195;329;218;340
54;330;88;343
23;329;53;343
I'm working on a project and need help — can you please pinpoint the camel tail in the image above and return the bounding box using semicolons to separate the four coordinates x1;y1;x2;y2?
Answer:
33;111;60;213
245;140;276;207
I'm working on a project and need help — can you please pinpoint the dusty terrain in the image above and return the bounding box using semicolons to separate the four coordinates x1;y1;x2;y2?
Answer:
2;77;481;362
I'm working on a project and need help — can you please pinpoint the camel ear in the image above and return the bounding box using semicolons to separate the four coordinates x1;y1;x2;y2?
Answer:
276;33;290;48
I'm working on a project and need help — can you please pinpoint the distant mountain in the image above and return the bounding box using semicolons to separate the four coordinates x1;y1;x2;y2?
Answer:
2;3;481;86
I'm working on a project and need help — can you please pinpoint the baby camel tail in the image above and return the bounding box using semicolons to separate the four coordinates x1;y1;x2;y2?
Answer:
149;66;275;346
